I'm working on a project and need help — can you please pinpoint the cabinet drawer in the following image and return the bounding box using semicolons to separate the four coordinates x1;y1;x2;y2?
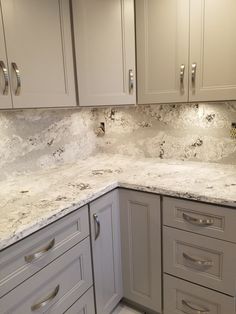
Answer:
163;227;236;295
0;205;89;298
164;274;235;314
65;287;95;314
0;237;93;314
163;197;236;243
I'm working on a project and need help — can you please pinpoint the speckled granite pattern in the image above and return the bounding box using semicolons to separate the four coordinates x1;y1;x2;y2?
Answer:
0;108;98;180
1;154;236;251
1;102;236;182
97;102;236;163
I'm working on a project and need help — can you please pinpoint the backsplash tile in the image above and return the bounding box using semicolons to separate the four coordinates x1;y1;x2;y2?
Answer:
0;108;98;179
97;103;236;163
0;102;236;179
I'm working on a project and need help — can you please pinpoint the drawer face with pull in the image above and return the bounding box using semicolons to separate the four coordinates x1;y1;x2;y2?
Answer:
0;205;89;298
163;197;236;243
163;227;236;295
0;238;93;314
164;274;235;314
64;287;95;314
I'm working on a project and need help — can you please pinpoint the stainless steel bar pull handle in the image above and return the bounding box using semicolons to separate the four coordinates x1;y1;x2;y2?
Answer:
31;285;60;311
0;61;9;95
191;63;197;86
24;239;55;263
180;64;185;89
129;69;134;94
183;252;213;268
183;213;214;227
12;62;21;95
93;214;100;240
182;299;210;314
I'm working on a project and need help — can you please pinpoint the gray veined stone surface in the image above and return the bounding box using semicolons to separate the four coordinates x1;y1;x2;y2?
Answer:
0;102;236;181
0;153;236;251
96;103;236;162
1;102;236;250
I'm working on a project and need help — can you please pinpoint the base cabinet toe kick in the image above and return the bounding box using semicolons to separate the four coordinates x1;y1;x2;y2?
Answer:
1;190;236;314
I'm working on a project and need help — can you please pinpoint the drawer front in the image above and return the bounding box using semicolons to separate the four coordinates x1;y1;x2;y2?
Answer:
163;227;236;295
163;197;236;242
65;287;95;314
0;238;93;314
164;274;235;314
0;205;89;298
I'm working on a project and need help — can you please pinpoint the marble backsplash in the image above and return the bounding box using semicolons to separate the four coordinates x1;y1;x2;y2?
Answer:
0;102;236;179
97;102;236;163
0;108;98;179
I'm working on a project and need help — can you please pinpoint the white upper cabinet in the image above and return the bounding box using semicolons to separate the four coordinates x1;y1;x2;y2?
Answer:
72;0;136;106
137;0;236;104
189;0;236;102
0;7;12;109
1;0;76;108
136;0;190;104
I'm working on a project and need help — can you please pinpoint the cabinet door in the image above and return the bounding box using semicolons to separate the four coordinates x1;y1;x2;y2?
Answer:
72;0;136;106
0;7;12;109
1;0;76;108
136;0;189;104
90;190;123;314
189;0;236;102
119;189;162;313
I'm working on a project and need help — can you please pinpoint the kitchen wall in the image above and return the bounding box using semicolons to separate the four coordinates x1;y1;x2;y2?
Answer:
0;102;236;179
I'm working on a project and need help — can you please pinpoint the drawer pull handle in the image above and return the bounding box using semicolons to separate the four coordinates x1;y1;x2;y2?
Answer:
183;252;213;268
180;64;185;90
0;61;9;95
191;63;197;87
31;284;60;311
183;213;214;227
25;239;55;263
182;299;210;314
12;62;21;96
129;69;134;94
93;214;100;240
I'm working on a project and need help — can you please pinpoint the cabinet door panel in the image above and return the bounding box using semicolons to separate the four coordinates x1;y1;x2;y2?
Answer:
190;0;236;102
90;190;123;314
1;0;76;108
72;0;136;106
136;0;189;104
119;189;162;313
64;288;95;314
0;7;12;109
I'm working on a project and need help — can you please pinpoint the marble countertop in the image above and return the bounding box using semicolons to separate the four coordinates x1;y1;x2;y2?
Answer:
1;154;236;251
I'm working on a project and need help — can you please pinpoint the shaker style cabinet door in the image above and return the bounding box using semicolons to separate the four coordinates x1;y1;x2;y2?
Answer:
0;7;12;109
136;0;189;104
119;189;162;313
72;0;136;106
189;0;236;102
1;0;76;108
90;190;123;314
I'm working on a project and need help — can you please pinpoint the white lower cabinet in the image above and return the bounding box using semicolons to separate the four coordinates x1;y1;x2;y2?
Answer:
164;274;235;314
3;190;236;314
0;238;93;314
90;190;123;314
64;287;95;314
119;189;162;313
